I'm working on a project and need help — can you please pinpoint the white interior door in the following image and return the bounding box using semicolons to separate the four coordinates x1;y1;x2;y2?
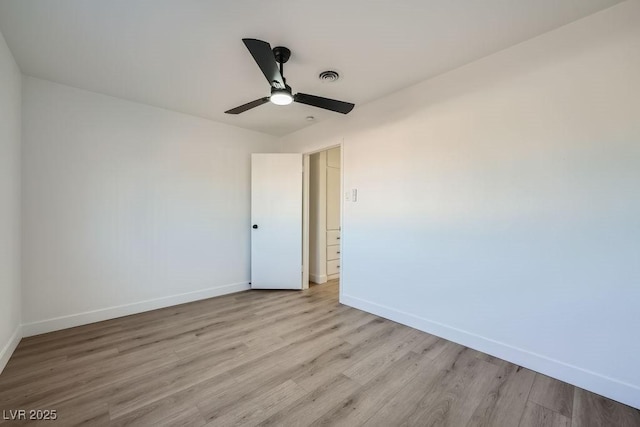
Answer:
251;153;303;289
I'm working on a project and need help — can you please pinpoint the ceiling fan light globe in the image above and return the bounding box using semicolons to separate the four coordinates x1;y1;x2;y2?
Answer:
270;91;293;105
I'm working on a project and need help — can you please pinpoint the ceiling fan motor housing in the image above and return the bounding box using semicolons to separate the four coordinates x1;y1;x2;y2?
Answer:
271;84;292;95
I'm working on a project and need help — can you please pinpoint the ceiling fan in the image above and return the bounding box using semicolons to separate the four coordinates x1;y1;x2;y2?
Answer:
225;39;355;115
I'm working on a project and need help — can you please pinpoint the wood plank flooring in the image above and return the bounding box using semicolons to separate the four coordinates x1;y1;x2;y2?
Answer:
1;280;638;426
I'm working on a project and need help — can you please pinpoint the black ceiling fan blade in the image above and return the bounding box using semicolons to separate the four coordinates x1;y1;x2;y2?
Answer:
294;93;355;114
242;38;285;89
225;97;270;114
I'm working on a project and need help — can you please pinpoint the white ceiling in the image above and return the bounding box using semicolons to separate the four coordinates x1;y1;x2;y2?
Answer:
0;0;623;136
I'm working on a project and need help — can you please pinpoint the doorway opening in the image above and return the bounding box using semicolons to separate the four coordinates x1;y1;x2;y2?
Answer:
303;146;341;291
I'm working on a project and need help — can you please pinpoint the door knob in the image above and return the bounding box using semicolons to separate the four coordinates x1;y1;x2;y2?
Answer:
252;224;258;229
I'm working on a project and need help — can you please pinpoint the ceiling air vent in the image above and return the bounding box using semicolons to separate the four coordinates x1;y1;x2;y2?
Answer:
318;70;340;82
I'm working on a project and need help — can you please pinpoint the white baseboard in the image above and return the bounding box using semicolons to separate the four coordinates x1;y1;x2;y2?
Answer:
22;281;250;337
309;274;328;284
341;293;640;410
0;325;22;374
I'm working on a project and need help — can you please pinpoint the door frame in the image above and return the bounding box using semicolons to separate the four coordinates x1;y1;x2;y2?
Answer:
302;140;344;294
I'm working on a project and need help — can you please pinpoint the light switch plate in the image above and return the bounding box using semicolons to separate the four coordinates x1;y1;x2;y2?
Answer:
352;189;358;202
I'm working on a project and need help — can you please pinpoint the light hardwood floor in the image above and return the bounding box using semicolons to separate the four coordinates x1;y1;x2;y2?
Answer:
1;281;639;426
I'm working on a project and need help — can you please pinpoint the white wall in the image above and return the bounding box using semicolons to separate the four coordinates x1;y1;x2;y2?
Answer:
22;77;278;335
280;1;640;408
0;30;22;372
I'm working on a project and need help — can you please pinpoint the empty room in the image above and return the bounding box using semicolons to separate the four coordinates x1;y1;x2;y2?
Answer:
1;0;639;425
